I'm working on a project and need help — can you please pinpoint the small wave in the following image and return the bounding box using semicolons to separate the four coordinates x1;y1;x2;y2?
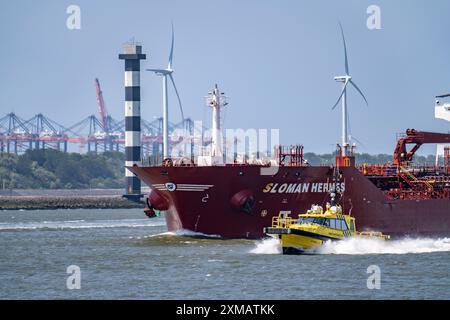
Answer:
0;219;165;231
149;229;222;239
250;237;282;254
42;220;85;224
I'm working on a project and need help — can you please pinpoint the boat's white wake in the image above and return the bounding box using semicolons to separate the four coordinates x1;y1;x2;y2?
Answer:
314;237;450;255
250;237;450;255
249;237;282;254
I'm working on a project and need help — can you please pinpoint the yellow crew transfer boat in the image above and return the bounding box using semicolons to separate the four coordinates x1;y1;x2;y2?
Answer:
264;203;390;255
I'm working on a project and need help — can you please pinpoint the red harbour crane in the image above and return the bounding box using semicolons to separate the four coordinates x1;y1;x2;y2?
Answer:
95;78;110;134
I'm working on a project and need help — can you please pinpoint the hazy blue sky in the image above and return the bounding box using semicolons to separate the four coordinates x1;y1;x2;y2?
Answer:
1;0;450;154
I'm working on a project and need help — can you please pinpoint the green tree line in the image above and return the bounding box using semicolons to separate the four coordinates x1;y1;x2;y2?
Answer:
303;152;436;166
0;150;125;189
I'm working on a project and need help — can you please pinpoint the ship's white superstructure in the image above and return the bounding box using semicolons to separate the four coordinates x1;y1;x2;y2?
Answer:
435;94;450;163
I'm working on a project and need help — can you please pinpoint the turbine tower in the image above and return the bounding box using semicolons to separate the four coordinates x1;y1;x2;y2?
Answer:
147;23;184;159
332;23;368;156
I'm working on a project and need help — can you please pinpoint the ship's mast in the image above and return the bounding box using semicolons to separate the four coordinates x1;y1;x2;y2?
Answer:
206;84;228;160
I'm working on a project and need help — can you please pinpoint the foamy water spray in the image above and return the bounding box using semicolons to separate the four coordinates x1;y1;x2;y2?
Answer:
250;237;450;255
250;237;282;254
315;237;450;255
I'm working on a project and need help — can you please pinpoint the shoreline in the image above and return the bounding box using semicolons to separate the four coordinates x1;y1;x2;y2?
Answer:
0;195;145;210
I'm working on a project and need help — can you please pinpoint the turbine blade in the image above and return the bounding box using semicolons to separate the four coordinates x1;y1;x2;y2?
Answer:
169;74;184;121
332;80;349;110
168;23;174;69
351;135;366;149
350;80;369;106
348;113;367;149
146;68;167;73
339;22;349;75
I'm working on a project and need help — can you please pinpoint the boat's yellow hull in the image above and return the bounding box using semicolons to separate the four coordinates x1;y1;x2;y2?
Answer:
265;208;390;255
280;234;326;254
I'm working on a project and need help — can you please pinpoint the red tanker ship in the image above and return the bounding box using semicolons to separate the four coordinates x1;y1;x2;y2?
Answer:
127;25;450;239
128;128;450;239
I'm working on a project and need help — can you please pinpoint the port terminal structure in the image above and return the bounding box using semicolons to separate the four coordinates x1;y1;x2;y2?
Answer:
0;113;201;156
0;76;203;158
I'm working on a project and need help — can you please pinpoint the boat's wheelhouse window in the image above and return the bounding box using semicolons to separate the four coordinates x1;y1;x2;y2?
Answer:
298;217;315;225
330;219;337;229
297;217;329;227
298;217;347;229
328;219;349;230
349;220;355;231
313;218;330;226
311;218;323;225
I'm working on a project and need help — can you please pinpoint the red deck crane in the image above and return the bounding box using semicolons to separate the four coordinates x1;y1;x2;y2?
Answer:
393;129;450;165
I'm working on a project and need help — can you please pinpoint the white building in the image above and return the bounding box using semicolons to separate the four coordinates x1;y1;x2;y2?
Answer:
435;97;450;163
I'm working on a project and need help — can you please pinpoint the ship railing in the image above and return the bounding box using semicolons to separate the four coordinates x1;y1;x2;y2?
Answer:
141;155;281;168
421;175;450;183
404;164;446;174
358;164;398;176
141;155;164;167
399;166;434;190
272;216;296;228
141;155;197;167
386;189;434;200
275;145;305;167
359;163;449;177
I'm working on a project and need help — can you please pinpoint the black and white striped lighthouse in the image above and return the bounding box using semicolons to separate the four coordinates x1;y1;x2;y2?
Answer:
119;42;146;200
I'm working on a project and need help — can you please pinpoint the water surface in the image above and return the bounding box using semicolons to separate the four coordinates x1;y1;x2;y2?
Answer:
1;209;449;299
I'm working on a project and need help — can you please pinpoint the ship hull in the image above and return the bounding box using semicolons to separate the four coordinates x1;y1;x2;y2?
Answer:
128;165;450;239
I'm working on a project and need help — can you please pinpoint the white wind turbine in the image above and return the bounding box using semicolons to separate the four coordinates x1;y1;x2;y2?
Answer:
147;24;184;159
332;23;368;155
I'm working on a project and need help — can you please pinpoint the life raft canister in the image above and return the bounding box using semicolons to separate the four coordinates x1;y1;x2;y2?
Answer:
230;189;255;214
147;189;169;211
